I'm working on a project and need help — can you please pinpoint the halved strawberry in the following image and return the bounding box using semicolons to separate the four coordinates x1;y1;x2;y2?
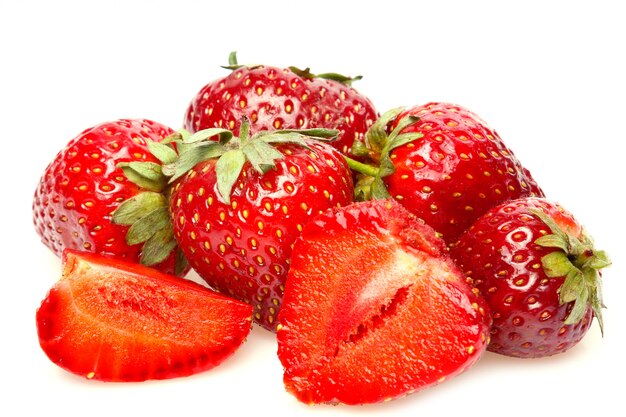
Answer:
36;250;253;382
276;200;491;405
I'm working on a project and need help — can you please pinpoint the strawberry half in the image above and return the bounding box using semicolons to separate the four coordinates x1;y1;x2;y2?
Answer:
276;199;491;405
36;250;253;382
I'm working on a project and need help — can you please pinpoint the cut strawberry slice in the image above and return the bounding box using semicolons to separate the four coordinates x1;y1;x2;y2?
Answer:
276;200;491;405
36;250;253;382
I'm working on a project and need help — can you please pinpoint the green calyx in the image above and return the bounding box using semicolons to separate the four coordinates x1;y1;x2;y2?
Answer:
532;208;610;335
163;116;339;205
111;134;189;274
221;51;262;71
288;66;363;87
220;51;362;86
111;190;186;275
344;107;423;201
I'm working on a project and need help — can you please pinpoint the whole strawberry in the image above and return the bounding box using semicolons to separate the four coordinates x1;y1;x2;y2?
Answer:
33;119;186;275
183;52;378;157
349;103;544;244
451;197;609;358
166;119;354;330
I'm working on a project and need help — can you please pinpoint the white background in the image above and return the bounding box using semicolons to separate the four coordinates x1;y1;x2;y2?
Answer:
1;0;623;415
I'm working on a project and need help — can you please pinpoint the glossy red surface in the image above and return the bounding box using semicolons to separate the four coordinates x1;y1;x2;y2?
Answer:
32;119;184;275
169;141;354;330
452;198;594;358
184;65;378;157
384;102;544;244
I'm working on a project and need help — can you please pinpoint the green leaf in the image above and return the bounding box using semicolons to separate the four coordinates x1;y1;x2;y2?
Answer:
535;234;569;251
364;107;405;151
126;206;171;245
257;132;310;148
388;115;419;140
541;251;575;277
288;66;313;79
564;285;589;325
351;138;370;157
529;208;567;240
239;116;251;144
378;154;396;178
387;132;423;153
185;128;233;144
215;149;246;204
265;128;339;140
228;51;238;66
315;72;362;86
584;250;611;270
147;139;178;165
141;226;178;266
288;66;362;86
165;130;192;155
221;51;242;70
118;162;165;192
175;248;189;277
163;142;226;183
559;269;584;304
111;192;167;225
365;126;389;154
242;140;284;174
375;107;406;128
371;177;391;200
589;281;605;336
160;131;184;145
566;234;587;257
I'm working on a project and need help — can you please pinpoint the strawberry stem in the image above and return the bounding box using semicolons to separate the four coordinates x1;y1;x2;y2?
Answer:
343;156;380;177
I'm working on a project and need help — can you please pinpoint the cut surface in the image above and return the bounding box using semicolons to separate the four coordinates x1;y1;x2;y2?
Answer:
276;200;491;405
36;250;253;382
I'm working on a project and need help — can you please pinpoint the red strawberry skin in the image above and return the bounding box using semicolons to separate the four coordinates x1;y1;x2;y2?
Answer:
383;103;544;244
169;141;354;330
36;250;253;382
277;199;491;405
183;64;378;156
32;119;182;275
451;197;599;358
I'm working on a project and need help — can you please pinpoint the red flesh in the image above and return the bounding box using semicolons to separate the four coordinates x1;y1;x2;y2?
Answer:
36;250;253;381
277;200;491;404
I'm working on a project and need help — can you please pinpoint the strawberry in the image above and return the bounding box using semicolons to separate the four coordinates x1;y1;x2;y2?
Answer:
32;119;187;275
450;197;609;358
166;119;354;330
183;52;378;157
348;103;545;245
276;199;491;405
36;250;253;382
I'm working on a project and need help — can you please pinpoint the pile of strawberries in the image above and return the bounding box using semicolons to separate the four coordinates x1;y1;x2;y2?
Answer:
33;53;610;405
